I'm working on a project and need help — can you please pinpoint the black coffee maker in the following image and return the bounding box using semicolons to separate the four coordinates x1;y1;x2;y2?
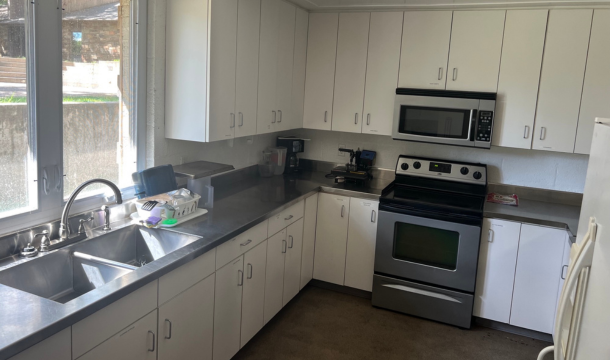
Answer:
276;137;305;173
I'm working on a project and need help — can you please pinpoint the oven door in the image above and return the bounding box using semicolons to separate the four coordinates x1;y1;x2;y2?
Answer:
392;94;480;147
375;209;481;293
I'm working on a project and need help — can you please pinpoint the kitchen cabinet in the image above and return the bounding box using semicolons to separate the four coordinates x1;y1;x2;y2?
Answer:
492;10;548;150
554;236;571;336
158;275;215;360
9;328;71;360
283;218;304;305
510;224;568;334
241;241;268;348
78;310;157;360
268;200;304;237
213;257;244;360
300;193;318;289
274;1;296;132
344;198;379;292
532;9;593;153
159;249;216;306
264;229;287;323
362;12;403;136
473;219;521;323
313;193;350;285
331;12;370;133
234;0;261;138
398;11;452;90
574;9;610;155
291;8;309;130
446;11;506;92
303;13;339;131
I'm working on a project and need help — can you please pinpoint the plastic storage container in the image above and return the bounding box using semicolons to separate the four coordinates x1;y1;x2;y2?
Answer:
270;147;287;175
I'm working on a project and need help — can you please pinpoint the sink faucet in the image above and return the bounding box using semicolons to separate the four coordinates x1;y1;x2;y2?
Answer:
59;179;123;241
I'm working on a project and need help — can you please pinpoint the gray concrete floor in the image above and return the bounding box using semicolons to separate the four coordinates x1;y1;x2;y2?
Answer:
234;286;551;360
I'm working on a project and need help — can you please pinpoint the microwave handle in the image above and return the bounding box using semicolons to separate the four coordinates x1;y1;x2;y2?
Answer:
467;109;476;141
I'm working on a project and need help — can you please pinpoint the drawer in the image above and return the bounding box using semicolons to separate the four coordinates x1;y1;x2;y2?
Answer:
268;200;304;236
216;220;268;270
158;248;216;305
72;280;158;359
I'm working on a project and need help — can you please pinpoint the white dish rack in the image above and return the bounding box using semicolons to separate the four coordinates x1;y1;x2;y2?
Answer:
135;189;201;220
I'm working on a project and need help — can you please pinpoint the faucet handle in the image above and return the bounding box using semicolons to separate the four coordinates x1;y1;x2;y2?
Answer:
78;217;94;235
33;230;51;252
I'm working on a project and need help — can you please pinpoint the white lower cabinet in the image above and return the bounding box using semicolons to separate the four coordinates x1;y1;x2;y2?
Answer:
9;327;71;360
213;257;244;360
158;274;215;360
283;218;304;305
240;240;268;348
264;229;287;324
313;193;350;285
344;198;379;292
78;310;158;360
300;193;318;289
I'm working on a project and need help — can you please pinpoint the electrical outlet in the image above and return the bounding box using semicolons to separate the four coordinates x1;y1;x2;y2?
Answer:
338;144;346;157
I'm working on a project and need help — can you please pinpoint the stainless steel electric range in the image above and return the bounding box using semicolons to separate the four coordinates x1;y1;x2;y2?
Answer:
372;155;487;329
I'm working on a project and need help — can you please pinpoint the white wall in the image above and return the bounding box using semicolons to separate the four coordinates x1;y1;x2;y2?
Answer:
296;129;589;193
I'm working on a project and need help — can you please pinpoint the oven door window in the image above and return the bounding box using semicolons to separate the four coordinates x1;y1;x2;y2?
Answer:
398;105;473;140
393;222;460;270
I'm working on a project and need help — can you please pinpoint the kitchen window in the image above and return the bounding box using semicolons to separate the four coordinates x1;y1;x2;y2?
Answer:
0;0;147;233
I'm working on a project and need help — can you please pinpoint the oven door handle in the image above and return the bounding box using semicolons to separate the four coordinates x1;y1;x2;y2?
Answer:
467;109;475;141
382;284;463;304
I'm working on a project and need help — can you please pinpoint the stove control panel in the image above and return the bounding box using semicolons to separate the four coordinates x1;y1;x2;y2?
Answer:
396;156;487;184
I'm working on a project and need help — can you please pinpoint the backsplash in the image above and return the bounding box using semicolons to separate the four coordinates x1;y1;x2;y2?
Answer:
295;129;589;193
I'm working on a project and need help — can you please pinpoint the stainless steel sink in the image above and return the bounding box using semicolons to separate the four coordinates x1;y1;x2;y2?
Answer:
0;225;201;304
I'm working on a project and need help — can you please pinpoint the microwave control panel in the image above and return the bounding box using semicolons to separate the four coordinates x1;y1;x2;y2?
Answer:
475;111;493;142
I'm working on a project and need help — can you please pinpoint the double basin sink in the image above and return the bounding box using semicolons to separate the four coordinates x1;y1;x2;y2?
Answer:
0;225;201;304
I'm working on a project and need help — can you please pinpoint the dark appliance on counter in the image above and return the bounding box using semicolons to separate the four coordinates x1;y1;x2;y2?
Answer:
330;148;376;185
372;155;487;328
277;137;306;174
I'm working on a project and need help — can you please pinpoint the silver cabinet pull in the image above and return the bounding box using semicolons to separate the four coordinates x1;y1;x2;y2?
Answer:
284;215;294;221
540;127;546;140
488;229;494;242
366;113;371;125
561;265;568;280
523;125;530;139
371;210;376;223
272;110;276;123
147;331;155;352
282;239;287;253
324;111;328;123
164;319;172;339
452;68;457;81
238;269;244;286
341;205;345;218
288;235;294;248
354;113;358;124
438;67;443;81
278;110;282;123
247;263;253;279
239;112;244;127
230;113;235;128
240;239;252;247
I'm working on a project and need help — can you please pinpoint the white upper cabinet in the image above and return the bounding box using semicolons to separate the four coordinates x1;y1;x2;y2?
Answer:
533;9;593;153
291;8;309;130
574;9;610;155
362;12;403;136
303;13;339;130
399;11;452;90
446;11;506;92
274;1;296;132
257;0;281;134
493;10;548;149
331;12;370;133
234;0;261;138
209;0;238;142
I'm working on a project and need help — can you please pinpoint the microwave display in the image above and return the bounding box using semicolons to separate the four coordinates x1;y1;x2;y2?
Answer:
398;106;472;139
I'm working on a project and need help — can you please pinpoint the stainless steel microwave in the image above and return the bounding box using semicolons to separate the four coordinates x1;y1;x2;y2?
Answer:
392;88;496;149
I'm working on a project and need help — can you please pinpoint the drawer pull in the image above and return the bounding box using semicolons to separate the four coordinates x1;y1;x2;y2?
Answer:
238;270;244;286
288;235;294;249
247;263;253;279
282;240;287;254
147;331;155;352
240;239;252;247
284;215;294;221
164;319;172;340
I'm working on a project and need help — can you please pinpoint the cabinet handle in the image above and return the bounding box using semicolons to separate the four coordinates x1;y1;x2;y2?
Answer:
523;125;530;139
230;113;235;128
452;68;457;81
488;229;494;242
247;263;253;279
147;331;155;352
238;269;243;286
278;110;282;123
367;113;371;126
324;111;328;123
561;265;568;280
341;205;345;218
240;239;252;247
282;239;287;253
354;113;358;125
288;235;294;248
540;127;546;140
272;110;276;123
371;210;376;223
164;319;172;340
284;215;293;221
239;112;244;127
438;67;443;81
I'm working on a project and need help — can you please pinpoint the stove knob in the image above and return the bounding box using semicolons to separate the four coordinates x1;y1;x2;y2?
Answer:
473;171;482;180
413;161;421;169
401;163;409;171
460;167;469;175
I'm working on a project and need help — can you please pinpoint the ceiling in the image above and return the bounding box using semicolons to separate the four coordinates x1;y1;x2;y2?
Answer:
289;0;609;10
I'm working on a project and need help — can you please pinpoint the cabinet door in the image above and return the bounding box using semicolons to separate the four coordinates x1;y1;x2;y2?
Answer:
510;224;567;333
209;0;238;141
257;0;280;135
264;229;287;324
493;10;547;150
331;12;370;134
554;235;571;336
78;310;157;360
574;9;610;155
235;0;261;138
303;13;338;131
362;12;403;136
446;11;506;92
213;257;244;360
159;274;215;360
533;9;593;153
473;219;521;323
291;8;309;130
9;328;70;360
313;193;350;285
284;218;304;305
344;198;379;292
241;240;268;348
399;11;452;89
300;193;318;289
275;1;296;132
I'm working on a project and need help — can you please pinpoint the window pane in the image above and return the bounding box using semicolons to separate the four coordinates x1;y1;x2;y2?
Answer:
62;0;136;199
0;0;36;217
